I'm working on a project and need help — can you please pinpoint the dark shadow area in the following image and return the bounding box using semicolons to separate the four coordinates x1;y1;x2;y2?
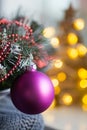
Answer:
44;126;60;130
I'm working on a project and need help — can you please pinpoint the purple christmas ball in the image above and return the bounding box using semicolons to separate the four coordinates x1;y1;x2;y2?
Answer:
10;69;54;114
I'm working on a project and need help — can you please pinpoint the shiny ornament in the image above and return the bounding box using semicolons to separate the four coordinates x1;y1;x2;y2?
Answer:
11;69;54;114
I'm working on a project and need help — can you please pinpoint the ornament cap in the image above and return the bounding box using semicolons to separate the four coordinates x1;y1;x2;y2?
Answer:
26;60;37;71
26;53;37;71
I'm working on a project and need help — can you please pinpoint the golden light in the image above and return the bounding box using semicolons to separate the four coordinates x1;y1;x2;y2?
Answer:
43;27;55;38
54;59;63;68
54;86;61;95
57;72;67;82
82;104;87;111
82;94;87;105
62;93;73;105
49;99;56;109
78;68;87;79
77;44;87;56
67;33;78;45
51;78;59;87
73;18;85;30
80;79;87;88
50;37;60;48
67;48;78;59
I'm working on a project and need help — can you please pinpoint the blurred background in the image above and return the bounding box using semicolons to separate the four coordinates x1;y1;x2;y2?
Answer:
1;0;87;130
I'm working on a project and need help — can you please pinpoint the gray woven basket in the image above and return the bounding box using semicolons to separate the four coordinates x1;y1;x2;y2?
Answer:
0;89;44;130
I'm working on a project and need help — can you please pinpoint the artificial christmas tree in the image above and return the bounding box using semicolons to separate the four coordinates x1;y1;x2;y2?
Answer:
46;5;87;109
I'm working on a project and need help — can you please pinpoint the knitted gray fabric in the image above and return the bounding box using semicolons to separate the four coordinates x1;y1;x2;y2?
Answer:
0;92;44;130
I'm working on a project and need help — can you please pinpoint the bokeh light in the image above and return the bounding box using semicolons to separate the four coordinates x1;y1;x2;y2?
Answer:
73;18;85;30
80;79;87;88
77;44;87;57
82;104;87;111
49;99;56;109
82;94;87;105
50;37;60;48
43;27;55;38
67;48;78;59
54;59;63;68
67;33;78;45
54;86;61;95
61;93;73;105
51;78;59;87
57;72;67;82
78;68;87;79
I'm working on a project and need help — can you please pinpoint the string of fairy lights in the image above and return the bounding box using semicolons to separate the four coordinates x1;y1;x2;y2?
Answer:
42;16;87;111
